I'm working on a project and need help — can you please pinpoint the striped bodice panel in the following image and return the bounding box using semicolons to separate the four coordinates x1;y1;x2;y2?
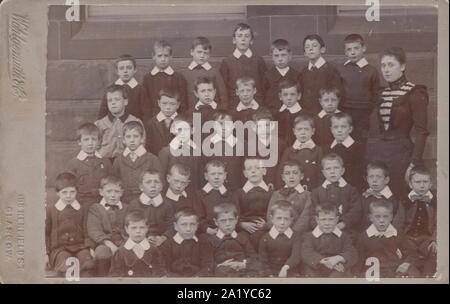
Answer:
379;81;415;130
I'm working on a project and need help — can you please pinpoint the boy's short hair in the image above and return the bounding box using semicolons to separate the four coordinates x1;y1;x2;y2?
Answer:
213;202;238;219
152;40;172;56
293;113;315;129
303;34;325;49
100;175;123;189
76;122;100;141
212;109;233;121
280;160;303;175
204;159;226;173
321;153;344;168
123;121;144;137
366;161;390;177
236;76;255;89
344;34;365;47
233;23;254;39
319;86;341;101
140;169;163;184
243;157;264;169
172;113;193;128
408;166;432;182
269;200;296;217
279;79;301;94
315;203;338;217
330;112;352;127
191;36;212;51
105;84;128;100
115;54;137;69
55;172;78;192
169;162;191;178
381;47;406;65
252;107;273;121
271;39;291;53
368;199;393;214
194;76;216;92
174;207;199;223
124;210;148;227
158;87;180;102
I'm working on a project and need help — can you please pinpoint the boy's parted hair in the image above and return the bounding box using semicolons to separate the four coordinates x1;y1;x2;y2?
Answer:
303;34;325;49
408;166;432;182
213;202;238;219
236;76;256;89
76;122;101;141
174;207;199;223
319;86;341;101
369;199;394;214
269;200;295;218
212;109;233;121
169;162;192;178
115;54;137;69
123;120;145;136
158;87;180;102
55;172;78;192
278;79;301;94
330;111;353;127
233;23;254;39
321;153;344;168
315;203;339;217
381;47;406;65
344;34;365;47
152;40;172;56
191;36;212;51
293;113;315;129
125;209;148;227
100;175;123;189
140;169;163;184
105;84;128;100
204;159;226;174
366;161;390;178
280;160;304;175
271;39;291;53
252;107;273;121
194;76;216;92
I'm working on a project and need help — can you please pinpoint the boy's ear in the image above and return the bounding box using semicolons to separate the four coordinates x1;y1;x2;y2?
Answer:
213;218;218;227
262;167;267;176
385;176;390;185
349;125;353;134
314;216;319;225
193;90;199;98
362;45;367;53
204;172;209;182
320;46;326;54
123;98;129;106
311;127;315;136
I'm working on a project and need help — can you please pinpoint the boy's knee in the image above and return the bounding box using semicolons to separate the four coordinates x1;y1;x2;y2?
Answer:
94;245;113;260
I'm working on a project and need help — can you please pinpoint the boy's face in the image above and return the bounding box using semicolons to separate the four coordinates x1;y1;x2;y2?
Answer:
99;183;123;205
271;209;293;233
330;117;353;143
123;128;144;151
344;42;366;63
236;83;256;105
204;165;227;189
322;159;345;183
158;95;180;118
369;206;393;232
272;48;291;69
190;45;210;65
282;165;303;188
316;211;339;234
171;120;192;143
233;28;253;52
167;169;190;195
279;86;301;108
107;91;128;117
215;116;233;139
367;168;389;192
409;173;432;195
381;55;405;83
319;92;339;113
140;173;163;198
243;159;266;185
174;215;198;240
116;60;136;82
57;186;77;205
304;39;325;61
153;47;171;70
125;220;148;243
214;212;238;235
293;120;314;143
78;133;99;155
194;83;216;105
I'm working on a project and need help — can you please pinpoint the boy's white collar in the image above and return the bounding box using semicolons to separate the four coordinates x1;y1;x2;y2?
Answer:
115;77;138;89
269;226;293;239
195;100;218;110
276;66;290;76
318;109;340;119
188;61;212;71
100;198;123;210
408;190;433;201
139;193;163;207
308;56;326;71
322;178;347;189
366;224;397;238
233;48;253;59
124;238;151;259
203;183;227;195
156;111;177;122
378;186;393;199
166;188;188;201
330;136;355;149
55;199;81;211
173;232;198;244
243;180;269;193
312;225;342;238
77;150;102;160
344;57;368;68
123;145;146;158
216;230;238;239
280;102;302;114
150;66;174;76
236;99;259;112
283;184;305;194
292;139;316;150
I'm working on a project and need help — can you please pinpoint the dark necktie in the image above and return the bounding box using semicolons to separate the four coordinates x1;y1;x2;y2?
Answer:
363;189;383;199
410;194;431;203
280;187;296;197
106;203;120;210
327;182;340;189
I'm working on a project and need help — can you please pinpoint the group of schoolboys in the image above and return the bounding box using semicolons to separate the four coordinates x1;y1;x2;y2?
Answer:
46;23;437;279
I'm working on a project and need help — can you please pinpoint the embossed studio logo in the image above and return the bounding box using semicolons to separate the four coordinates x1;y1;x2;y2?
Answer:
65;0;80;22
365;0;380;22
